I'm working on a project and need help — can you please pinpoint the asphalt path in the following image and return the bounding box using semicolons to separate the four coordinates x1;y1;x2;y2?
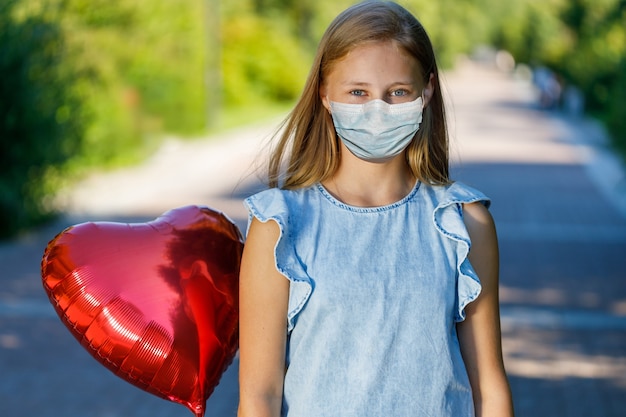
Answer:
1;59;626;416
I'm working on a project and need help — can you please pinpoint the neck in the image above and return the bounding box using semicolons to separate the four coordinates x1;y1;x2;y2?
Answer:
323;146;416;207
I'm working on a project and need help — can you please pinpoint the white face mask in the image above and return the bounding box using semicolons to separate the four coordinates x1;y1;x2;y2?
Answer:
329;96;424;161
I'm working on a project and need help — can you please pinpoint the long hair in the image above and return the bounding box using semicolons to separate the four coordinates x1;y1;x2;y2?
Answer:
267;0;450;189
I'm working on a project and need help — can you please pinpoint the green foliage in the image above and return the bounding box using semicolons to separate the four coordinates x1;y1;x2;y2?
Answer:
221;13;311;106
0;0;208;238
57;0;208;137
3;0;625;238
494;0;571;65
400;0;493;68
0;0;89;236
446;0;626;155
492;0;626;154
606;58;626;155
555;0;625;110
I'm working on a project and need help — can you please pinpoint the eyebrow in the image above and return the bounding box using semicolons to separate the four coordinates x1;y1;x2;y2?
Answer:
341;80;415;87
340;81;369;86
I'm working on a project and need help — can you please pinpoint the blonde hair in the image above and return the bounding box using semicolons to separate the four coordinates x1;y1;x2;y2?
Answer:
268;1;449;189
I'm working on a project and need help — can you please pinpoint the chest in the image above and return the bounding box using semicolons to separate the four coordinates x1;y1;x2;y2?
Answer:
291;207;459;318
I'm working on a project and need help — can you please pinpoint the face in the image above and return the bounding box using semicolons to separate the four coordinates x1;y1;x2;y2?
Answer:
320;40;433;109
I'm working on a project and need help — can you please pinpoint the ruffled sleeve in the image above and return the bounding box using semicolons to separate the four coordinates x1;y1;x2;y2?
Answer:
244;189;313;332
432;182;491;322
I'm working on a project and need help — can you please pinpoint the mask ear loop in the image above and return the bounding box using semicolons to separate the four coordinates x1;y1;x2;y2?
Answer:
323;96;332;114
421;91;426;109
421;72;435;108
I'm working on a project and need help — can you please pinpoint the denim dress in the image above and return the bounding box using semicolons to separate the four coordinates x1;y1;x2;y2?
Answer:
244;181;490;417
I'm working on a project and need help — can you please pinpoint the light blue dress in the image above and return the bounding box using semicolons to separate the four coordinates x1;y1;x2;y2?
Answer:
244;181;490;417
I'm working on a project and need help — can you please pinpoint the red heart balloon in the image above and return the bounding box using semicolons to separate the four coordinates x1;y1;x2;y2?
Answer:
41;206;243;417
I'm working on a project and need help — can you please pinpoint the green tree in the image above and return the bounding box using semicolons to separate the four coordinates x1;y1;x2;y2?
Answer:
221;1;312;107
0;0;89;236
0;0;209;238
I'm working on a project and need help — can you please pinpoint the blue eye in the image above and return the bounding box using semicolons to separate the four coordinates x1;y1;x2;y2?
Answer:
390;89;408;97
350;90;366;96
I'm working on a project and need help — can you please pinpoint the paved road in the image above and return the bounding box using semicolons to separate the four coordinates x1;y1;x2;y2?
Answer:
1;60;625;417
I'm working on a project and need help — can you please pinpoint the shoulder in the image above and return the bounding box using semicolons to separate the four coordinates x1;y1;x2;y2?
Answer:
245;186;314;219
460;190;497;259
245;187;293;211
246;186;314;208
420;181;490;208
422;181;490;221
425;181;492;246
442;181;496;243
443;181;490;206
462;201;496;242
244;186;320;238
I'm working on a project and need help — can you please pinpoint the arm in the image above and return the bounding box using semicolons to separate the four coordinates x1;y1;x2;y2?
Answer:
458;202;515;417
238;218;290;417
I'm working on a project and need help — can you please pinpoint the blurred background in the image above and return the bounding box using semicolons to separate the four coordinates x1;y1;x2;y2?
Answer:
1;0;625;239
1;1;626;417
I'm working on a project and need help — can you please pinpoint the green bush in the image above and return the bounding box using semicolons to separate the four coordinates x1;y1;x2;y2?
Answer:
221;13;311;107
0;1;89;237
487;0;625;157
607;59;626;155
0;0;209;239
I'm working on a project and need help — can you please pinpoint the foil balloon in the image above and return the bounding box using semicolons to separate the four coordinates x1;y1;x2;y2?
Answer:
41;206;244;417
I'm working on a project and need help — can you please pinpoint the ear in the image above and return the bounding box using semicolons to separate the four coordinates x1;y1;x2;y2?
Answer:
319;83;331;113
422;73;435;108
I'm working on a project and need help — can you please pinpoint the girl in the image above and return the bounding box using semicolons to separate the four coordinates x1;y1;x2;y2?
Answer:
238;1;514;416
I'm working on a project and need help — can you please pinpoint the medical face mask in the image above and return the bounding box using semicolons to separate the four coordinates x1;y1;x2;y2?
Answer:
329;96;424;161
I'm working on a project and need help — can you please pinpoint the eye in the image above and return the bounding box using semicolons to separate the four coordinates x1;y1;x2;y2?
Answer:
390;89;409;97
350;89;366;97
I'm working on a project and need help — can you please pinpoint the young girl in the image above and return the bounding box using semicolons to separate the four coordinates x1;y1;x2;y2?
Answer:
238;1;514;416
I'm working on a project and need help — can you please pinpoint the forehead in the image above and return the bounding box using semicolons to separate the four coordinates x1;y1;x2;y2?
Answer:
325;40;421;83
